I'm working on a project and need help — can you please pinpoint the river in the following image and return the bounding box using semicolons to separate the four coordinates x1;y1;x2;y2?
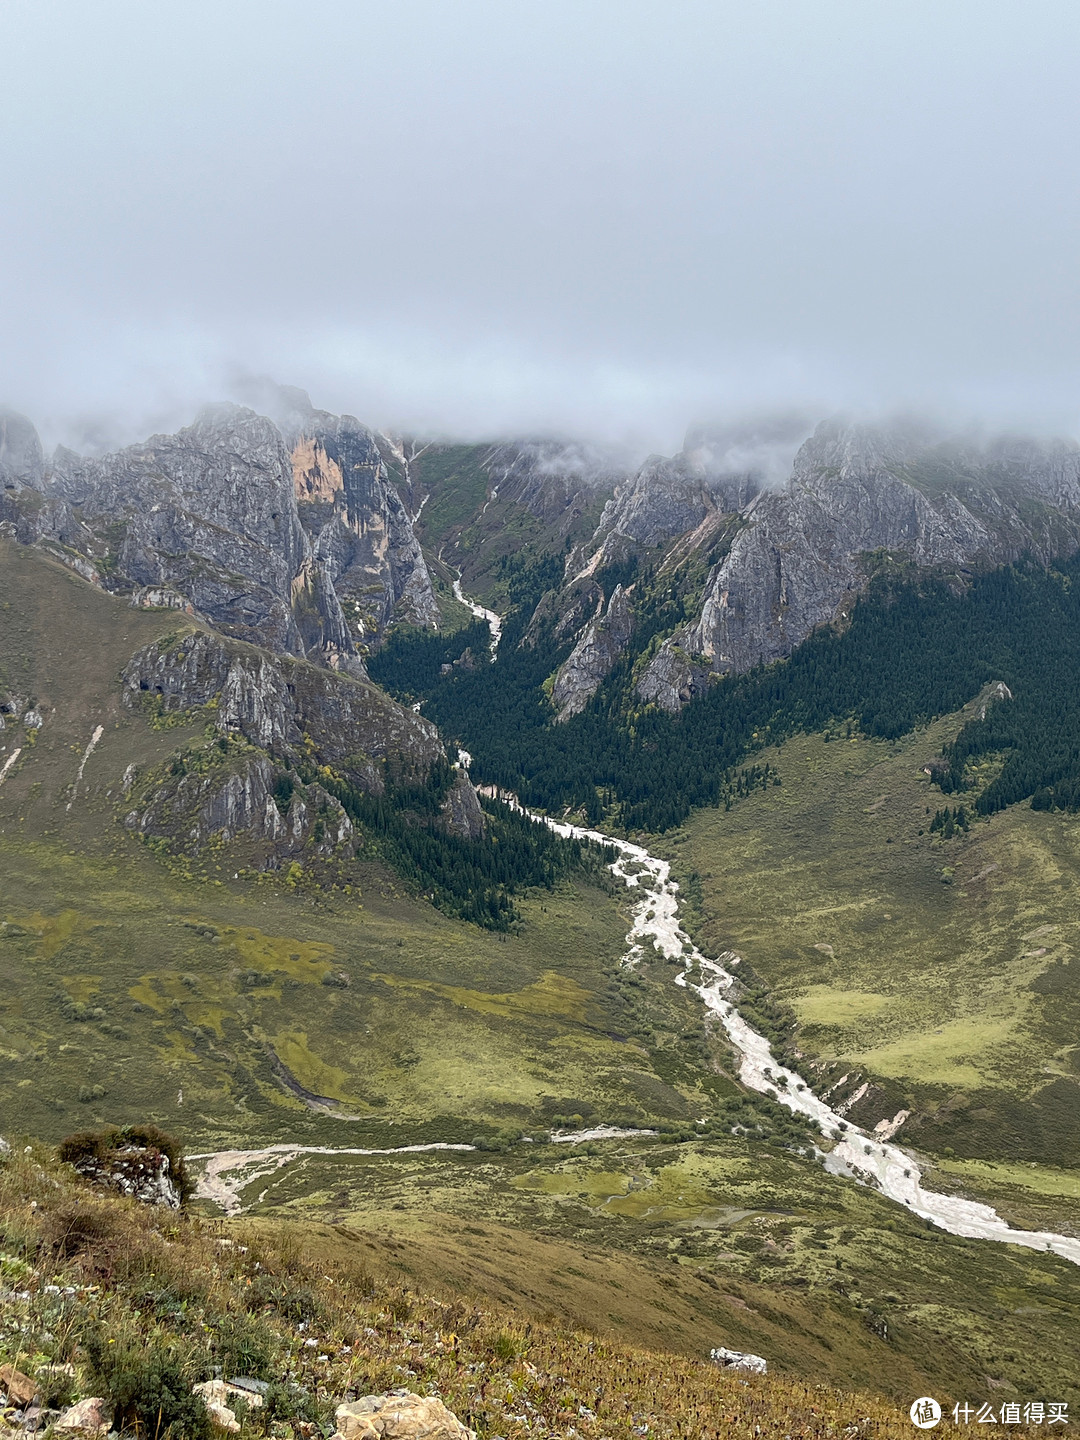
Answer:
194;588;1080;1266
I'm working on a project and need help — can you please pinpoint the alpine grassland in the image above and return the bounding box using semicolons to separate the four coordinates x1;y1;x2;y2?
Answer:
5;536;1080;1415
0;1141;938;1439
668;707;1080;1175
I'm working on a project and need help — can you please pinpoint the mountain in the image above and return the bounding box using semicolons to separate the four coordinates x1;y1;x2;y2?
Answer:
0;394;437;671
7;393;1080;1412
638;420;1080;710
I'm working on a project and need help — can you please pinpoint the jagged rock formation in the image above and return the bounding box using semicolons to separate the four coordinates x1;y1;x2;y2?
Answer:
60;1127;186;1208
120;628;482;859
0;409;44;494
551;584;634;719
275;391;439;646
440;769;486;839
1;395;436;668
568;416;809;581
636;420;1080;711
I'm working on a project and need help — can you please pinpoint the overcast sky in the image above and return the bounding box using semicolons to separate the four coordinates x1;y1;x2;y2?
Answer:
2;0;1079;450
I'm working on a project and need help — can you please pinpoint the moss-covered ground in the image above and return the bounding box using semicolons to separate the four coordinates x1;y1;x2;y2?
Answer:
666;707;1080;1181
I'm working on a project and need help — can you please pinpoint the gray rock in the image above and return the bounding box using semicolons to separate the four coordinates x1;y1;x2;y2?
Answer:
575;416;809;579
120;628;483;848
710;1346;767;1375
552;584;634;718
5;395;437;667
638;419;1080;710
34;404;310;653
0;410;44;492
280;398;439;644
441;769;486;840
69;1145;181;1208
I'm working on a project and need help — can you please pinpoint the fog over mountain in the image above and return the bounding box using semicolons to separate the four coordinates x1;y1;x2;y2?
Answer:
3;0;1080;450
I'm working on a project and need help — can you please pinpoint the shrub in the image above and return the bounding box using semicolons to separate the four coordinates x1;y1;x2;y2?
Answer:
43;1202;127;1261
210;1312;275;1379
246;1272;322;1323
86;1330;211;1440
264;1381;324;1427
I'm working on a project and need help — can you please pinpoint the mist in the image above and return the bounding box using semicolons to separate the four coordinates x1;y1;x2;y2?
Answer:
3;0;1080;453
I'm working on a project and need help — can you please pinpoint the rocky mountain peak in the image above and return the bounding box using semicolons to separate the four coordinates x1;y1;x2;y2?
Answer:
1;389;438;666
632;417;1080;711
0;409;44;493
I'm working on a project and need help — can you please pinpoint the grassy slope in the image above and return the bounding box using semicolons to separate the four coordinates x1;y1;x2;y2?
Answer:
410;446;608;609
0;1144;933;1440
0;539;706;1145
227;1126;1080;1406
668;704;1080;1179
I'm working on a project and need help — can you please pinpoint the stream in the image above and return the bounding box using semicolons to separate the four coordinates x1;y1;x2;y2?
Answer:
193;588;1080;1266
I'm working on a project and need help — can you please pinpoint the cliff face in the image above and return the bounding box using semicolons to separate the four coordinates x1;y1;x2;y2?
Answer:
0;409;44;495
568;417;809;581
120;628;480;857
634;422;1080;711
2;397;436;668
281;401;439;646
551;584;634;719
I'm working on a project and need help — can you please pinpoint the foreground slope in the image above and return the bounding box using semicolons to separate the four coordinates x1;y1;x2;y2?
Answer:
0;1144;930;1439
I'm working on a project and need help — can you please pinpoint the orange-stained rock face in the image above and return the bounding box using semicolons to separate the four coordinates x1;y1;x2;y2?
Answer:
291;436;343;504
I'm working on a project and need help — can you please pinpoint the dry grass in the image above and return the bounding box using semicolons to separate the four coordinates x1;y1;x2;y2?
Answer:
0;1143;935;1439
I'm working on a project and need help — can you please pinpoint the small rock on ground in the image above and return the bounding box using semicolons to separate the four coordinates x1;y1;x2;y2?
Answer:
334;1393;477;1440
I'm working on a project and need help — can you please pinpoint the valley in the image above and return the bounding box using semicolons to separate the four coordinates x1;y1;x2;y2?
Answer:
5;401;1080;1409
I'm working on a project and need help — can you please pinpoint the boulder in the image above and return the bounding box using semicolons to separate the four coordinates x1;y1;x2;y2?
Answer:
193;1385;242;1433
194;1379;264;1410
55;1397;111;1434
710;1346;767;1375
0;1365;37;1405
333;1392;476;1440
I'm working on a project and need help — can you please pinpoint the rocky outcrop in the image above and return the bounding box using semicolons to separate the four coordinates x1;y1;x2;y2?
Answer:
3;394;436;667
126;752;355;861
0;409;44;493
571;416;809;580
62;1129;184;1208
710;1347;767;1375
279;395;438;644
440;769;486;839
123;629;442;785
333;1393;476;1440
637;420;1080;711
551;584;634;718
35;405;310;653
120;628;483;854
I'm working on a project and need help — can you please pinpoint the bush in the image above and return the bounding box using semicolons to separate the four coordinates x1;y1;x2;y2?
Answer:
264;1381;324;1427
246;1272;323;1323
86;1331;211;1440
210;1312;275;1379
43;1202;127;1261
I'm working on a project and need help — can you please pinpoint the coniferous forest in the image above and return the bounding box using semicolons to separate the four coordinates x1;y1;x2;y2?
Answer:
371;550;1080;833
